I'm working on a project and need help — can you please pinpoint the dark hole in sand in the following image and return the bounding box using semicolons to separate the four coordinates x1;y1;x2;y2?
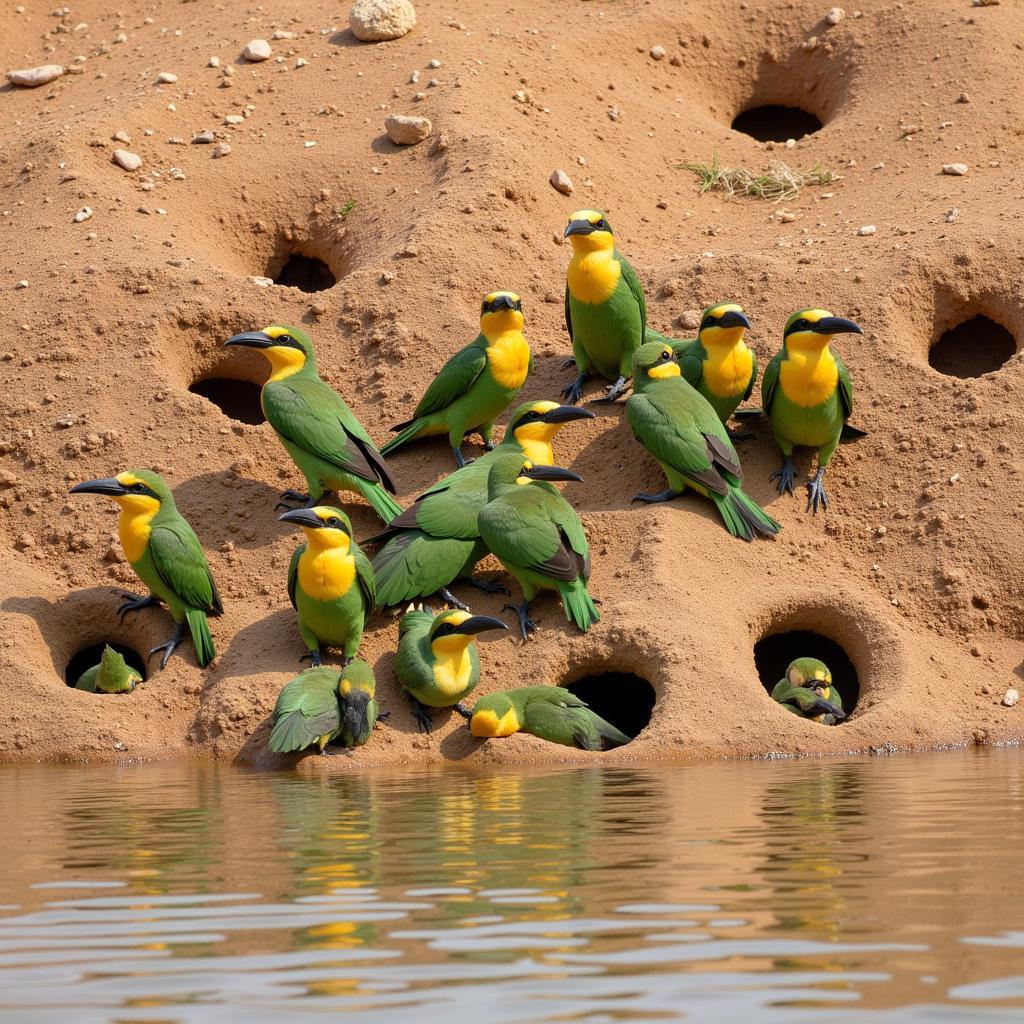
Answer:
731;105;823;143
929;315;1017;378
563;672;655;741
754;629;858;719
273;253;337;293
189;378;265;425
65;642;148;688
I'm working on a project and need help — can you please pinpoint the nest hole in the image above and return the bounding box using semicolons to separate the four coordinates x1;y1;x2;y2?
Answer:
563;672;655;742
189;374;265;425
754;630;859;720
64;642;148;688
271;252;337;293
929;315;1017;378
731;105;823;143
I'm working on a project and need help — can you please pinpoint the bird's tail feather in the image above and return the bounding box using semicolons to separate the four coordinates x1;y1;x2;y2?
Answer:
379;419;423;457
715;486;780;542
355;478;404;523
596;716;631;750
560;578;600;632
268;712;306;753
186;609;215;667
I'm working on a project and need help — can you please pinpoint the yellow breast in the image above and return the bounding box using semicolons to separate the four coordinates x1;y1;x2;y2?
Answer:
567;251;622;305
432;646;473;697
703;343;754;399
298;547;356;601
117;503;158;563
517;436;554;466
779;350;839;408
486;333;531;391
470;706;521;738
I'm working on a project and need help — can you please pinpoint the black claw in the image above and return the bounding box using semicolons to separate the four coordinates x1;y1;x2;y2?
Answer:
412;700;434;734
439;587;471;613
560;356;578;371
769;457;796;497
148;622;186;670
454;449;468;469
503;601;538;642
300;651;323;668
483;442;495;452
453;703;472;721
806;470;830;515
630;489;679;505
118;594;159;622
589;376;630;405
560;373;589;406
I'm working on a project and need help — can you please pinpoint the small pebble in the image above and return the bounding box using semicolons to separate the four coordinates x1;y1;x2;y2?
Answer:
825;6;844;24
112;149;143;171
15;280;28;289
224;114;244;125
156;71;177;84
1003;689;1020;708
242;39;272;62
192;130;215;144
112;129;131;143
549;169;574;194
942;163;968;176
349;0;417;41
384;113;432;144
73;206;93;223
208;55;221;68
6;64;64;87
211;142;232;158
649;45;666;60
857;224;876;235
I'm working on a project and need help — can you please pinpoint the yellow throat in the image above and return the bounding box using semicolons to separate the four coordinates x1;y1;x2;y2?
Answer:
430;633;475;697
779;342;839;408
483;310;531;391
567;245;621;305
297;529;356;601
112;475;160;563
470;705;521;737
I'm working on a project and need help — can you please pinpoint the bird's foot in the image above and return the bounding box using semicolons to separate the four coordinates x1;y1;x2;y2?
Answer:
630;489;679;505
560;373;589;406
412;700;434;734
503;601;538;642
274;488;313;512
560;356;578;371
300;650;323;668
482;442;495;452
769;456;796;497
453;702;472;721
148;622;186;670
117;593;159;622
467;575;511;595
727;427;755;442
438;587;471;613
454;449;468;469
589;375;630;405
805;468;829;515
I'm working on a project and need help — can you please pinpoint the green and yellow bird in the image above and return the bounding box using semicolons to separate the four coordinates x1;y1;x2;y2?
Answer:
370;400;594;610
269;658;379;754
224;324;401;522
70;470;222;668
626;342;780;541
74;644;141;694
762;309;862;514
770;657;846;725
561;209;647;405
278;506;375;667
395;605;508;731
478;450;599;640
380;292;533;468
468;685;630;750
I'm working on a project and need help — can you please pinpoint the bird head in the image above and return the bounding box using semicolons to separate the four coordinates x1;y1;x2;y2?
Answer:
698;302;751;349
632;341;681;386
786;657;833;691
468;691;522;738
224;324;315;380
429;610;508;656
563;209;615;253
480;291;524;337
70;469;172;515
487;450;584;492
507;400;595;449
783;309;862;353
278;505;353;550
97;644;141;694
338;657;375;697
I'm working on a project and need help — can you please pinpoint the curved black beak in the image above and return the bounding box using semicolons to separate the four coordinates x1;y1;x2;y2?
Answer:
488;294;519;312
715;310;751;330
225;330;275;349
278;508;327;529
523;464;584;483
540;405;596;425
564;218;596;238
452;615;509;637
70;477;127;497
812;316;862;336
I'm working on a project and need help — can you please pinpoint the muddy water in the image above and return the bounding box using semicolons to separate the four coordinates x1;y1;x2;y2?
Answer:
1;751;1023;1022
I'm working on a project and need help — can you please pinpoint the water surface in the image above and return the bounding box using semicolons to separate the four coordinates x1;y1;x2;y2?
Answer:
1;751;1023;1022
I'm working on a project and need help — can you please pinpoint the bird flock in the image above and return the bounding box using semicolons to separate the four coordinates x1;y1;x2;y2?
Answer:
68;208;860;753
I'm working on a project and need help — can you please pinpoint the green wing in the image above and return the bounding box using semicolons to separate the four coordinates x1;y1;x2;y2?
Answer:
761;350;783;415
148;517;221;613
836;353;854;419
672;338;705;390
564;285;573;343
263;377;395;491
618;255;648;335
379;460;489;541
354;545;376;610
407;338;488;420
269;671;341;752
287;544;302;610
743;349;759;401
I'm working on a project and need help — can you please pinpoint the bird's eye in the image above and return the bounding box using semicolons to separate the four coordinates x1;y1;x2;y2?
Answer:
131;483;145;493
596;219;607;229
328;517;340;527
660;350;670;360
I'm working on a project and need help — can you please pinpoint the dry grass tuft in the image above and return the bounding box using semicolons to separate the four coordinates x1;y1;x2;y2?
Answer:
678;153;838;202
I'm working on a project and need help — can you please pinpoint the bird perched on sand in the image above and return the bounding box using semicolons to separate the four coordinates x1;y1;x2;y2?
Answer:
278;506;375;667
380;292;533;468
70;471;222;668
224;325;401;522
762;309;862;514
561;210;647;405
74;644;141;694
269;658;378;754
395;606;508;731
477;450;599;640
370;401;594;610
770;657;846;725
467;686;630;750
625;342;780;541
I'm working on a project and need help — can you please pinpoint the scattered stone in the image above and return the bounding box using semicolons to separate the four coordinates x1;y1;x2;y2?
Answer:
208;55;221;67
156;71;177;83
427;58;441;68
242;39;272;62
54;415;75;429
942;162;968;175
945;207;959;223
224;114;244;125
802;35;819;50
678;310;701;330
273;30;296;40
650;45;666;60
15;280;28;290
250;276;274;287
1003;688;1020;707
303;140;317;147
857;224;876;235
410;69;420;83
825;6;845;24
112;149;142;171
607;105;620;121
14;532;35;551
349;0;417;41
956;92;970;103
6;64;64;88
73;206;93;223
192;130;215;144
549;169;574;194
427;133;448;155
779;211;797;223
384;113;431;144
211;142;232;158
112;129;131;143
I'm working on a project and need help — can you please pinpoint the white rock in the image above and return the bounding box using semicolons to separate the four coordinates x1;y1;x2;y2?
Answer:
825;6;845;24
427;58;441;68
549;169;574;195
242;39;272;62
112;129;131;143
250;276;274;287
1003;688;1020;707
211;142;232;158
649;45;666;60
15;280;28;289
224;114;244;125
112;149;143;171
208;55;221;67
157;71;177;83
384;113;431;144
273;30;296;40
857;224;876;235
73;206;93;223
349;0;416;41
943;162;968;175
6;64;64;87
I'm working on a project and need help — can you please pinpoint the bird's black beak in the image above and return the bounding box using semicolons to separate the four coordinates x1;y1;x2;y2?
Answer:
278;508;326;529
452;616;509;637
812;316;862;336
489;294;518;312
70;477;128;497
564;219;596;238
540;405;596;425
225;330;275;349
716;310;751;330
523;464;584;483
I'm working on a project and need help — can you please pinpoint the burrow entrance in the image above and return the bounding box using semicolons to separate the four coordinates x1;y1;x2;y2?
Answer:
731;105;823;143
65;642;148;689
754;630;858;719
272;252;337;292
189;374;265;425
563;671;656;743
929;314;1017;378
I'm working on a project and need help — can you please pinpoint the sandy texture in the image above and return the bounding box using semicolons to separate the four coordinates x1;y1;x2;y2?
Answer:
2;0;1023;767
